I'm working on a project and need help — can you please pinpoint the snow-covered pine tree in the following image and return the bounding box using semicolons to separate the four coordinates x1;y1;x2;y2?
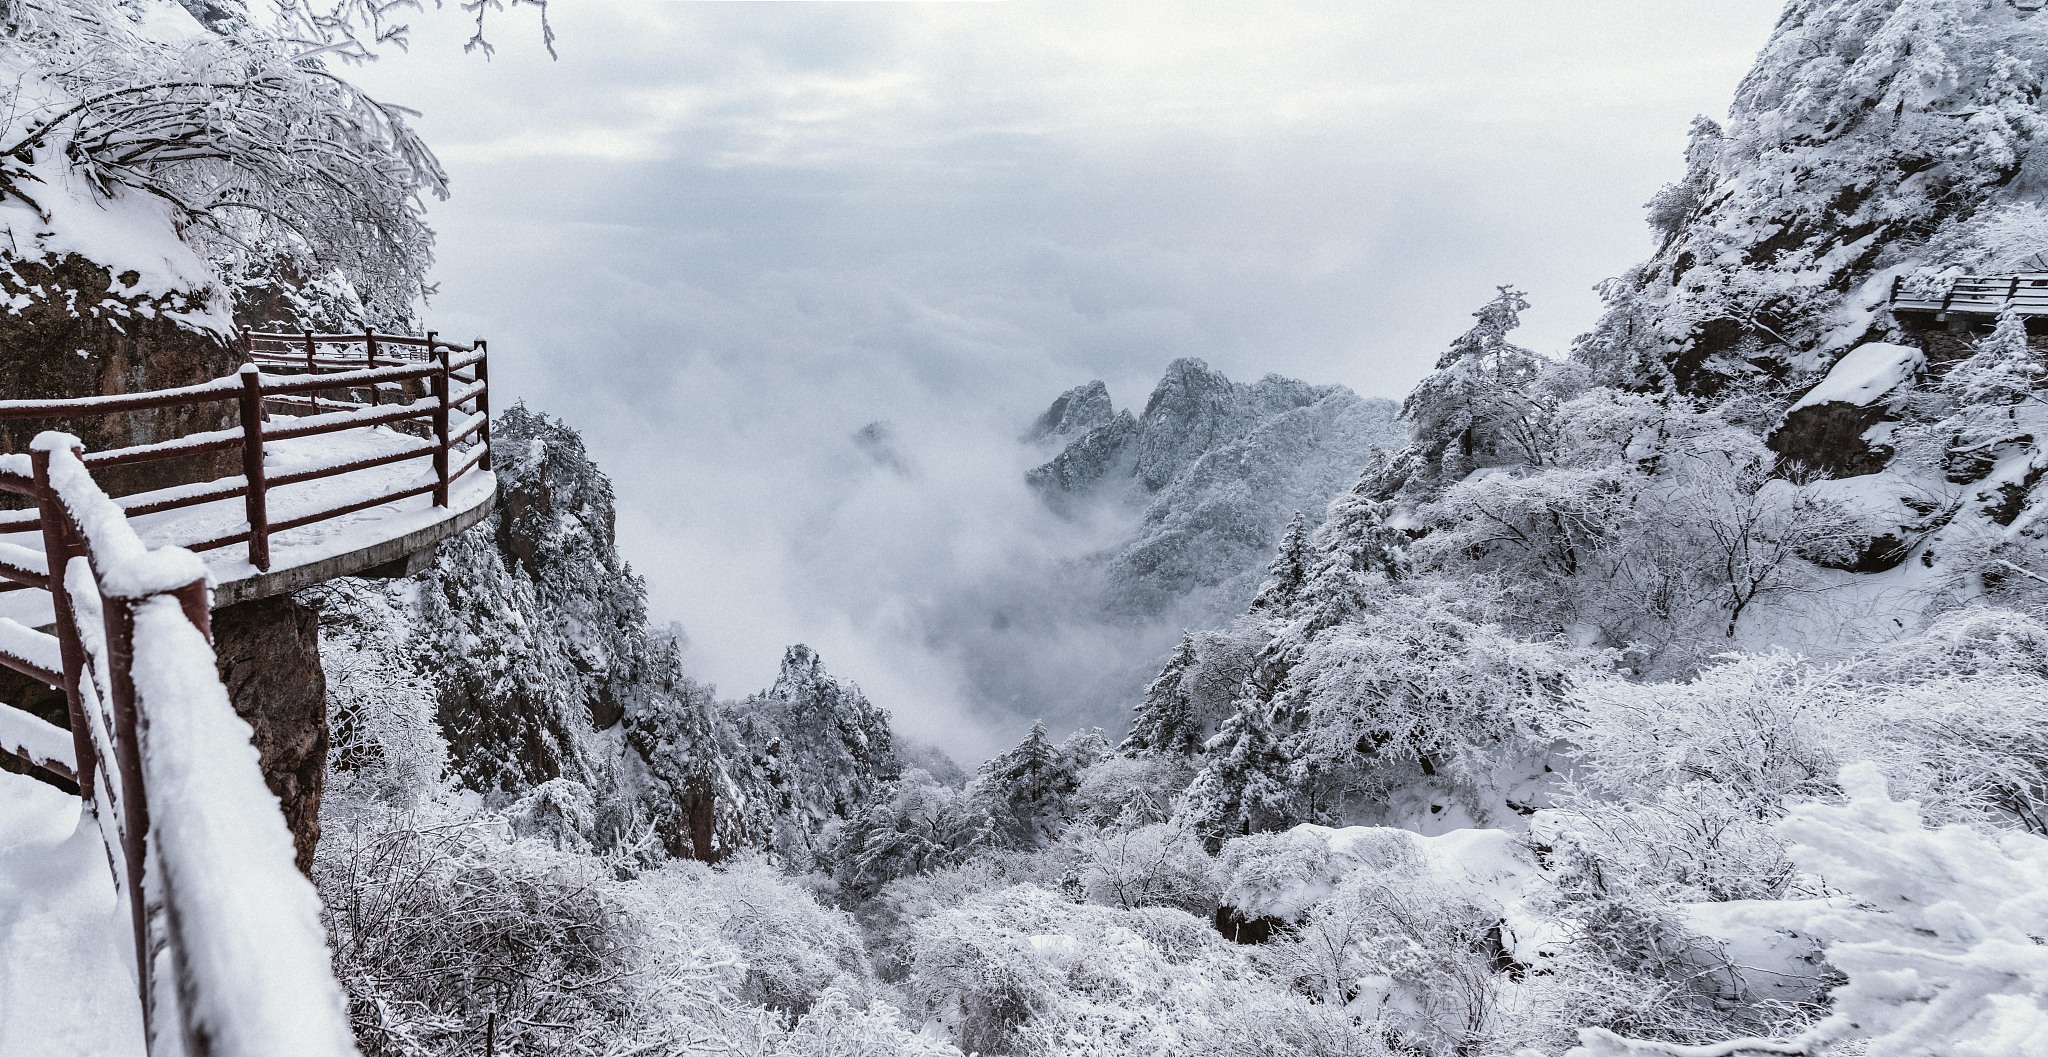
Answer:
969;723;1108;848
724;645;903;866
1401;286;1550;484
1122;635;1206;758
1248;513;1313;615
1949;306;2044;408
1177;696;1301;845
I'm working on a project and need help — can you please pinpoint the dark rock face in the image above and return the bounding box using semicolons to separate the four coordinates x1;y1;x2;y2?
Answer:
1026;411;1139;503
211;595;329;876
1768;400;1896;478
0;252;238;497
1025;381;1115;443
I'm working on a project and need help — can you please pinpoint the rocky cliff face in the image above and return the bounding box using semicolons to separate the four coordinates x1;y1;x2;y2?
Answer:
310;404;904;864
1028;358;1402;622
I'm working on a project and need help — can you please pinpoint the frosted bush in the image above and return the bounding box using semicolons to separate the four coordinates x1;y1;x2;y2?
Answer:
1538;782;1797;903
1067;755;1194;826
1253;868;1499;1057
1068;820;1217;914
906;884;1266;1056
647;855;878;1015
308;579;448;803
317;801;741;1057
765;989;959;1056
1217;825;1422;921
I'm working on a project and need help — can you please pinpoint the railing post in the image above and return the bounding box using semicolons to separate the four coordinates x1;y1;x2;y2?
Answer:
29;446;96;804
100;590;153;1034
365;328;380;407
238;366;271;572
476;339;491;472
303;328;316;374
239;323;253;363
432;335;451;508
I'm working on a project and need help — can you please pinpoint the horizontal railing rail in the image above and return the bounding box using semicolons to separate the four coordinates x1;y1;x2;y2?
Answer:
0;329;491;580
1890;273;2048;319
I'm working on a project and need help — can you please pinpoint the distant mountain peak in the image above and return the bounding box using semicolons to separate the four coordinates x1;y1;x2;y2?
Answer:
1026;381;1116;444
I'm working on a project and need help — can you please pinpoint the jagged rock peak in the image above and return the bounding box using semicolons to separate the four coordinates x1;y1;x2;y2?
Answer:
1027;381;1116;443
1134;358;1338;491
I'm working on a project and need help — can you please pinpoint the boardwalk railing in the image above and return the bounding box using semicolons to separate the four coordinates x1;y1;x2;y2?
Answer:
1890;273;2048;323
0;329;490;577
0;328;493;1055
0;436;357;1055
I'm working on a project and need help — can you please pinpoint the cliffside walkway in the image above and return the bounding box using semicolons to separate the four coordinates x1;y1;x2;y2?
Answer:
0;330;497;1056
1889;272;2048;326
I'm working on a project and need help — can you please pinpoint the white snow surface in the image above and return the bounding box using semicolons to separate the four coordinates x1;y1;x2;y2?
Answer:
0;137;230;332
1786;342;1925;412
0;771;143;1056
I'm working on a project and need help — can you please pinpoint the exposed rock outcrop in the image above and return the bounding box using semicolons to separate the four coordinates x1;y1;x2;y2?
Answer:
1025;381;1115;444
0;251;238;496
212;594;329;876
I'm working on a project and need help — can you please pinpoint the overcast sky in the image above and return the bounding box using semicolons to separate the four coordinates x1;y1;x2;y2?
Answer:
354;0;1785;759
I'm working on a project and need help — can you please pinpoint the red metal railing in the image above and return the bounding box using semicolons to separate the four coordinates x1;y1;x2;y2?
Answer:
0;327;493;1054
0;329;490;577
0;436;358;1055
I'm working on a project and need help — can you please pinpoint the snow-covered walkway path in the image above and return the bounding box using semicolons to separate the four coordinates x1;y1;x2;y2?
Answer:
0;770;142;1056
0;420;494;628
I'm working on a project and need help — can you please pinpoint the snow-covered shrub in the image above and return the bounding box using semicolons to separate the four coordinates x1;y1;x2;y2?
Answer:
823;769;988;898
757;989;959;1056
306;578;448;804
1178;995;1394;1057
1067;820;1217;914
1067;753;1195;826
317;801;739;1057
1257;868;1505;1056
504;777;602;854
648;855;877;1015
905;884;1264;1057
1566;650;1843;816
859;853;1069;983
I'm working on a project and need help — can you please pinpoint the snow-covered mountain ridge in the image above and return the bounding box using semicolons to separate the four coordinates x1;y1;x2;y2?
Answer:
1029;358;1402;622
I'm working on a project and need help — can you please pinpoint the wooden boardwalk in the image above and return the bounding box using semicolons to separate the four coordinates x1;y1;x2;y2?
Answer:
0;330;497;1057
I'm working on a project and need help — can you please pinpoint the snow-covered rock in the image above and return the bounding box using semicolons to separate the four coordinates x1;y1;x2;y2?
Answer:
1027;358;1402;621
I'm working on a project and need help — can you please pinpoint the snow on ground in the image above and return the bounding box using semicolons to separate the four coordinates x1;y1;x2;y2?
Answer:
0;771;141;1057
0;420;494;627
1786;342;1924;412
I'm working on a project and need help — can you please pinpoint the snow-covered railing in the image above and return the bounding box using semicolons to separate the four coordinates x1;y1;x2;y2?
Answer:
0;328;491;574
1889;273;2048;323
0;436;357;1056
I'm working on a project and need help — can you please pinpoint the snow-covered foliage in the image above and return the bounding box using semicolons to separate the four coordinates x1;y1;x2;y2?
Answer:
0;0;460;324
41;0;2040;1052
723;646;902;868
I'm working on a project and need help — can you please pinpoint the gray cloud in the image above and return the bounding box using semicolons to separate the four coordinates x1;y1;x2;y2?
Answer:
353;0;1782;759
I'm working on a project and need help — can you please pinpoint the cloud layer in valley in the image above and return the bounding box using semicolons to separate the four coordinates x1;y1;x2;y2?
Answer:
351;0;1783;760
